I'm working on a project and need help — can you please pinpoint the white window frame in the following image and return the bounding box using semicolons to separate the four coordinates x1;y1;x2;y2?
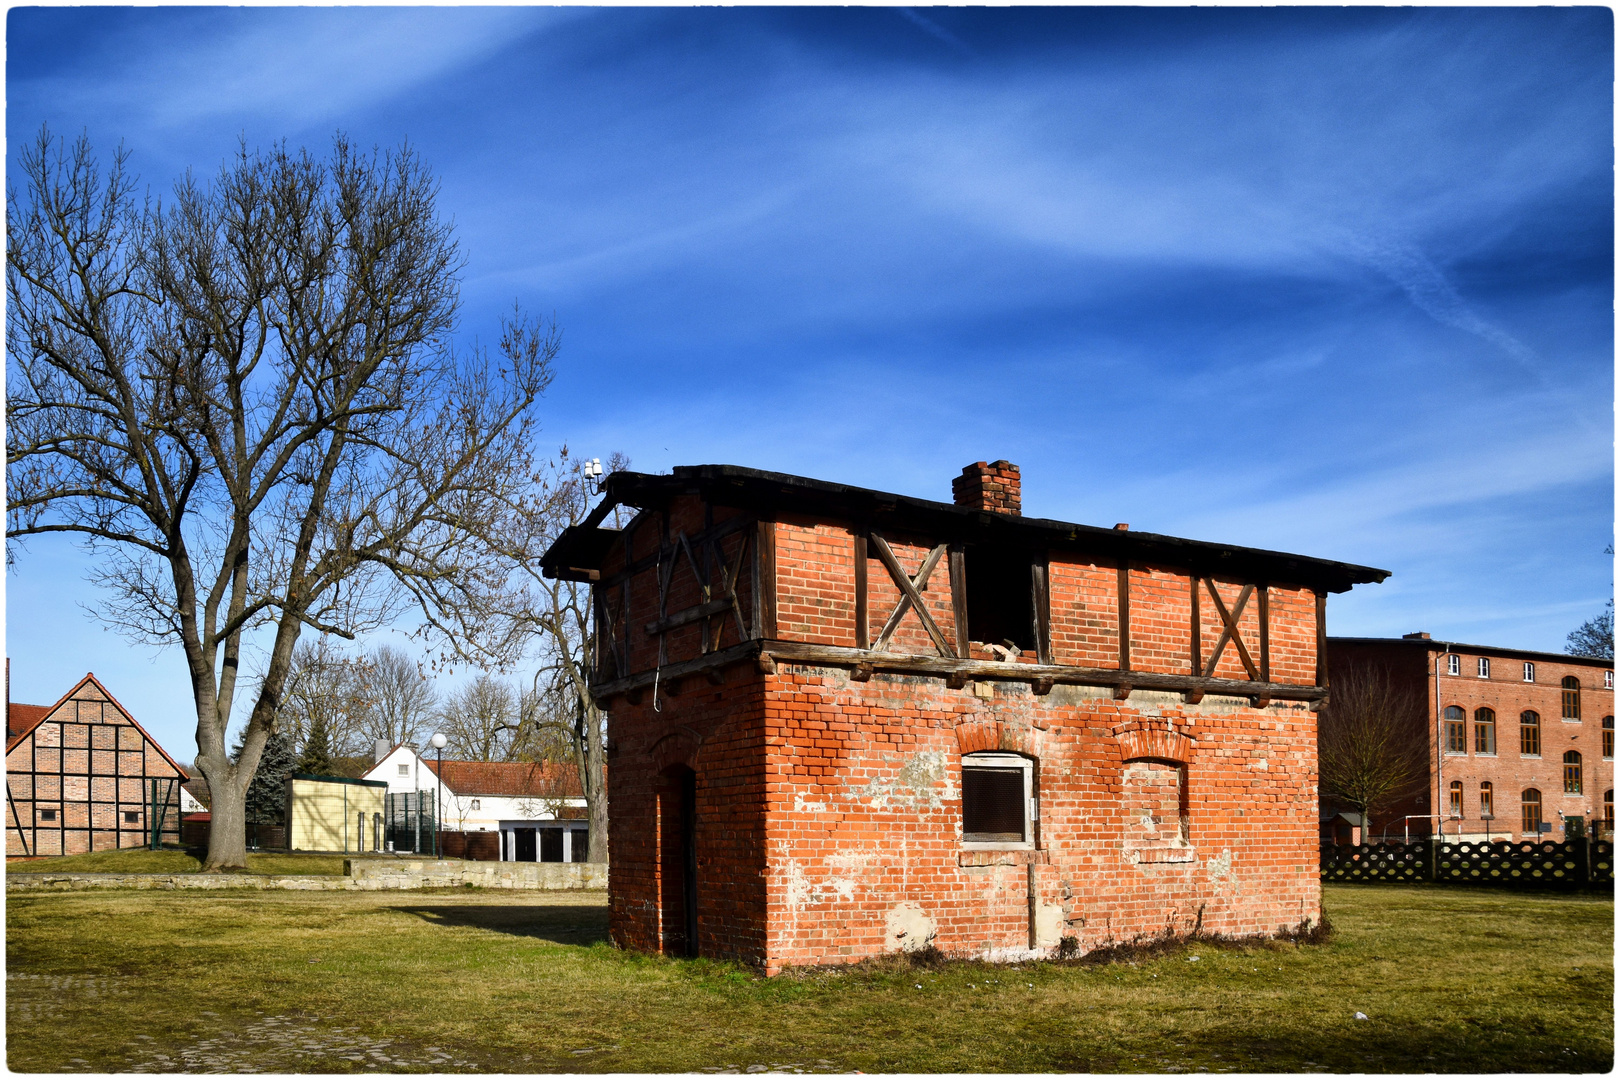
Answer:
1477;657;1490;679
1607;671;1614;690
1447;654;1460;676
960;752;1036;851
1524;662;1535;683
469;799;481;811
397;763;410;777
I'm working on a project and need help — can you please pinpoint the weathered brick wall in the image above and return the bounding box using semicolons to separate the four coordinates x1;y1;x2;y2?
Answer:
1048;559;1119;668
775;517;859;647
606;676;771;966
754;666;1319;972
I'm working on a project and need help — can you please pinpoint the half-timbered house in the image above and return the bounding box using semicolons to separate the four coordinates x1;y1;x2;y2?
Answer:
541;461;1388;972
6;673;189;856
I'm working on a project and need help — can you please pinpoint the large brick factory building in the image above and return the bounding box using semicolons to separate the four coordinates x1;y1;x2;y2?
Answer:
1324;635;1613;844
541;461;1387;972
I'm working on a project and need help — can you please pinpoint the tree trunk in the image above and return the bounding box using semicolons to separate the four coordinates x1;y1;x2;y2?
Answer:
579;699;608;864
199;760;250;870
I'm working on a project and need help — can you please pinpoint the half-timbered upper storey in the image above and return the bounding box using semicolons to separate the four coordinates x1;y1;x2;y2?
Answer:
541;461;1389;710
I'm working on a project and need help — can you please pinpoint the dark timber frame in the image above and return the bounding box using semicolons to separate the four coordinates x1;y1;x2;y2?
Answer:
7;704;185;857
544;465;1389;712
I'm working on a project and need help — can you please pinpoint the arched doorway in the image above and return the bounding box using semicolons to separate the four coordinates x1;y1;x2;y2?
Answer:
658;765;698;957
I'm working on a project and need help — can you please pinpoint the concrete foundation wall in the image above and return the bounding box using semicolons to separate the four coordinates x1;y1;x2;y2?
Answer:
6;858;608;892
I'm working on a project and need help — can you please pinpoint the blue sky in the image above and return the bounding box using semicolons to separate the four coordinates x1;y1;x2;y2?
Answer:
6;6;1613;760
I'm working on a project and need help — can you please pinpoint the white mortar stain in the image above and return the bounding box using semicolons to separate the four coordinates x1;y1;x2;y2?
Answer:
792;793;829;815
884;902;937;952
858;751;947;810
784;860;817;910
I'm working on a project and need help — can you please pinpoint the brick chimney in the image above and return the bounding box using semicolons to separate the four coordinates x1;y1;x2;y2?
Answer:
952;460;1021;516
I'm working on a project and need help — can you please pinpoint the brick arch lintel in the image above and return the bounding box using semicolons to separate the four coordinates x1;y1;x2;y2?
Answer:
1114;722;1195;765
651;726;704;774
954;716;1041;758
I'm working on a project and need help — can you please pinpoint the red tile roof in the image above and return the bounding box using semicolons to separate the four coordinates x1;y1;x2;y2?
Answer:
423;759;584;799
7;703;50;741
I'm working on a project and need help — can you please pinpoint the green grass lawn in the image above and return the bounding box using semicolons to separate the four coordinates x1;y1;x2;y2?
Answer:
5;883;1612;1073
7;847;360;876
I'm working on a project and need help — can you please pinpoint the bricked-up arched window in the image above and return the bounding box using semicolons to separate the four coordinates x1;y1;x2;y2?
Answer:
1443;706;1467;753
1120;757;1189;849
1474;708;1496;754
1562;677;1581;720
1522;789;1543;835
1448;780;1463;818
961;752;1035;845
1479;782;1494;819
1604;716;1614;760
1563;751;1583;795
1520;711;1541;756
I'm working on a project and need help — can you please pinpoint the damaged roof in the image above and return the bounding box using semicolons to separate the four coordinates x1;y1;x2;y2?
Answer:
540;464;1389;594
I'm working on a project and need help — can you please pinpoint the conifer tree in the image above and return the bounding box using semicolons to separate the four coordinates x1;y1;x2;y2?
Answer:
297;718;335;777
234;726;297;826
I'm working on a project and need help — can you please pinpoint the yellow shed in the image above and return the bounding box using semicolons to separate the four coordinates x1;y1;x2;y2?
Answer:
285;773;388;853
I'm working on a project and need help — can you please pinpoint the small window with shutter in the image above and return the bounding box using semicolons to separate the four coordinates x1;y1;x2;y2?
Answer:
961;753;1034;846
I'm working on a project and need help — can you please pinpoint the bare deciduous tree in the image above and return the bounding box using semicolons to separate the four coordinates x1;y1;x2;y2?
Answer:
426;449;621;863
360;645;437;751
1566;545;1614;661
280;637;373;760
436;674;520;762
6;129;556;869
1318;665;1429;840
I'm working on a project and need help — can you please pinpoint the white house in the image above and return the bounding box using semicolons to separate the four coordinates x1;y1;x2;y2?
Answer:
361;744;589;862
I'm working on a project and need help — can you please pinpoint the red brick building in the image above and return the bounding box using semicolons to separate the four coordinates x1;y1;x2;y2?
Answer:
6;672;190;856
542;461;1386;972
1326;635;1614;844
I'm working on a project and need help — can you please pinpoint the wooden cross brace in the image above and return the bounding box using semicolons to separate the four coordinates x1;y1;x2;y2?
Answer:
1201;580;1260;682
645;528;754;654
869;532;955;657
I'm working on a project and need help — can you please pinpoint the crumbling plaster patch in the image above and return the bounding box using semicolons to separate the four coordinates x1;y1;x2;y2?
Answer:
884;902;937;953
1035;901;1066;947
857;750;949;810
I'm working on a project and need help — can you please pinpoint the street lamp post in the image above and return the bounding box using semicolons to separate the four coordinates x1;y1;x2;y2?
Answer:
430;732;448;859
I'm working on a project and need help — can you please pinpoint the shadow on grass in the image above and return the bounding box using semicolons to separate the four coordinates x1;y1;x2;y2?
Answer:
1092;1020;1614;1074
390;903;609;945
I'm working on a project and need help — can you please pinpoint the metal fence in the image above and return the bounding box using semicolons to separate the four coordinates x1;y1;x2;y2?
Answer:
1321;838;1614;890
384;791;438;855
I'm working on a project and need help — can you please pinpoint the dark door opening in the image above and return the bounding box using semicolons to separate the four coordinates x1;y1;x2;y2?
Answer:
659;765;699;957
514;828;537;862
965;543;1034;653
540;826;564;862
681;768;697;957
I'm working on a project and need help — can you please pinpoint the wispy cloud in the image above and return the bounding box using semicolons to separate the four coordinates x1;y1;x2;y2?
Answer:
14;8;571;134
893;9;975;56
1324;227;1540;371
